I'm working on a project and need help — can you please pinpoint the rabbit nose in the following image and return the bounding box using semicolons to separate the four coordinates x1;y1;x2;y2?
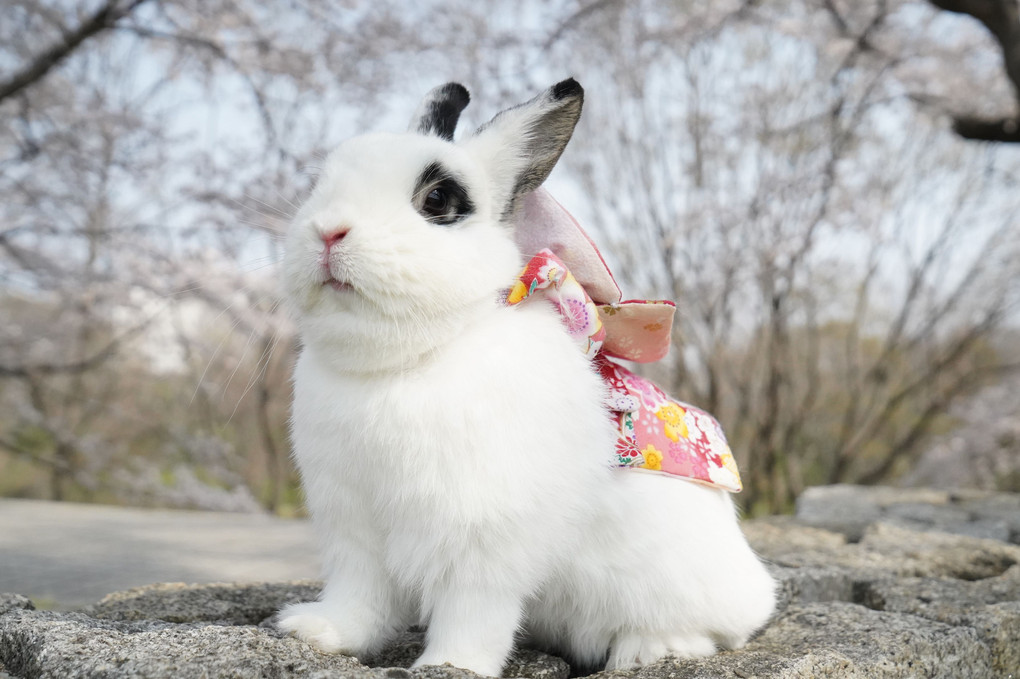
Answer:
322;227;349;251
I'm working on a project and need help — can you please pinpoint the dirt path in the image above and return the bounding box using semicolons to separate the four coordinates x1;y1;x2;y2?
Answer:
0;499;319;610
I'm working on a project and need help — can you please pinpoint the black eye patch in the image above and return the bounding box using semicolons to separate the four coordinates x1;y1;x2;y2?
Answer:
412;162;474;226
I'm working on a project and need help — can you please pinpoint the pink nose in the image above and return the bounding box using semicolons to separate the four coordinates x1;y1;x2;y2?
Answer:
322;228;349;251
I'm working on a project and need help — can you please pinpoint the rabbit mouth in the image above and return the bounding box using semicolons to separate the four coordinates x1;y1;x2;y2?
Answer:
322;277;352;293
319;253;354;294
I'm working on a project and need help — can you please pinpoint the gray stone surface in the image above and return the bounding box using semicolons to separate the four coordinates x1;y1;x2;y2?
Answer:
795;483;1020;545
0;596;33;619
0;597;569;679
0;607;365;679
85;582;324;625
747;515;1020;580
2;486;1019;678
857;566;1020;677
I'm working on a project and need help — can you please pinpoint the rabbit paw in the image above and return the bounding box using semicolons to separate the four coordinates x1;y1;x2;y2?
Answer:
276;601;363;655
606;631;716;670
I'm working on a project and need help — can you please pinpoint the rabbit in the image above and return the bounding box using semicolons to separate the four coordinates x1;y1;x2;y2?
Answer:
276;78;776;677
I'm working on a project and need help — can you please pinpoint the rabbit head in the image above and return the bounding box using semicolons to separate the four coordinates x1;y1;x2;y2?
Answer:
283;80;584;373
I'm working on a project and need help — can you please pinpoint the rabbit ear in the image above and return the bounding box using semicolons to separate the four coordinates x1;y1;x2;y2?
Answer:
410;83;471;141
469;78;584;219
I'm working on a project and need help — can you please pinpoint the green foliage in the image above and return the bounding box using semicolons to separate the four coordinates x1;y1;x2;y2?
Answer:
11;425;54;457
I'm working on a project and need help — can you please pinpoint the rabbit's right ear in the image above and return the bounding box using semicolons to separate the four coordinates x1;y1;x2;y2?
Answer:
410;83;471;141
467;79;584;220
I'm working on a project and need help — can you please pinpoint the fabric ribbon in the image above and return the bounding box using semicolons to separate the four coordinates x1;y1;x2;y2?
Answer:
504;249;605;358
506;249;743;493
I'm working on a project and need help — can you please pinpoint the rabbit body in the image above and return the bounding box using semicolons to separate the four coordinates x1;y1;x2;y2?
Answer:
277;80;775;676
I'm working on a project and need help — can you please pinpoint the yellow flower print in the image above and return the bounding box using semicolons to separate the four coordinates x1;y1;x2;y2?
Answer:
640;444;663;471
506;280;529;305
720;449;740;476
655;403;688;442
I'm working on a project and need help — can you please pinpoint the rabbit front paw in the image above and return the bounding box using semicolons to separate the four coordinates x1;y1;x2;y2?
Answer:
412;649;507;678
276;601;371;655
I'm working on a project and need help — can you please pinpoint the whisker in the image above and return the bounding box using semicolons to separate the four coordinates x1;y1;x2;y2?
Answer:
227;322;285;423
236;216;287;239
190;314;246;407
240;193;295;220
241;258;282;274
276;190;303;214
220;323;262;406
188;281;280;405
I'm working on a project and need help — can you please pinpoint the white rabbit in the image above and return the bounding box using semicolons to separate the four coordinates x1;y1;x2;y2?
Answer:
276;79;776;676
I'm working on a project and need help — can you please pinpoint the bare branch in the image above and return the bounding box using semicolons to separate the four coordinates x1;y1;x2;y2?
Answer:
543;0;622;50
0;0;153;103
856;360;1020;484
115;24;277;144
0;435;72;471
0;320;150;378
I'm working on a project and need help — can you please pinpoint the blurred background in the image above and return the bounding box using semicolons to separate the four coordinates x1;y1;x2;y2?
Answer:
1;0;1019;519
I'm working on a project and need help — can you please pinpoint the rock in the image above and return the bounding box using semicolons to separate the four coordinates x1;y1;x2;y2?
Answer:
0;607;363;679
362;630;569;679
2;485;1019;678
749;602;992;678
859;522;1019;580
595;603;993;678
954;492;1020;544
0;595;33;618
797;484;952;537
795;484;1020;545
84;581;323;625
0;590;568;679
856;565;1020;677
743;515;850;557
748;517;1020;581
768;564;858;612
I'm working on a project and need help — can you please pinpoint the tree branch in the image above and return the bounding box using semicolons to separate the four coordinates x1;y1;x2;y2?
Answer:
0;319;150;378
0;0;152;104
855;360;1020;484
117;25;277;145
0;435;71;471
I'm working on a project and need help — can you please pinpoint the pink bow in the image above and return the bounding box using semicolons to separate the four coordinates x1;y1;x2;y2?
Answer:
509;192;743;493
514;189;676;364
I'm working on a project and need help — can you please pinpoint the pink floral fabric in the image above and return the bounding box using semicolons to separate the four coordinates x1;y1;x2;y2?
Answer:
598;358;742;492
504;249;606;358
597;301;676;364
507;250;743;493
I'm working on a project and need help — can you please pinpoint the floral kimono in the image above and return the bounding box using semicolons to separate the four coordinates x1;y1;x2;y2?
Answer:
506;189;742;493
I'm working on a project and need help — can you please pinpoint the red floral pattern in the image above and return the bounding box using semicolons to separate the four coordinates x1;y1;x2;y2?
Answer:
505;249;605;358
597;357;742;492
507;251;743;493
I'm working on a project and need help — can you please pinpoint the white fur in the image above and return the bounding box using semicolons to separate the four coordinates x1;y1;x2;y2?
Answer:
277;88;776;677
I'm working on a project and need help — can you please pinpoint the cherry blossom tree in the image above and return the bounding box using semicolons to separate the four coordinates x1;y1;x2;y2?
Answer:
1;0;1017;514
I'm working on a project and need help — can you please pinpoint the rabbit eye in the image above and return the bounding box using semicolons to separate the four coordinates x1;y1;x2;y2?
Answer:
413;162;474;226
423;188;449;217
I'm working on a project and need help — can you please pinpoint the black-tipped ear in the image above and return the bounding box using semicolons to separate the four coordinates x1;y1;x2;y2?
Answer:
410;83;470;141
551;77;583;101
471;78;584;217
